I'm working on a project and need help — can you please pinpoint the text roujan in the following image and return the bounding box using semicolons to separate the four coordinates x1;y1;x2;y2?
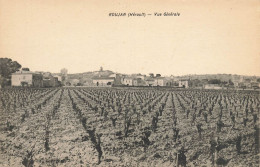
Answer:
109;12;181;17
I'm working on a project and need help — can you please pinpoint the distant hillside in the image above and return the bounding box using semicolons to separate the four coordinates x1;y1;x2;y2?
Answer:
54;70;260;86
68;70;114;79
174;74;259;82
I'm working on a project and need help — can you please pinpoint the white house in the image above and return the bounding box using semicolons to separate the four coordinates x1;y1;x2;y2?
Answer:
179;80;189;88
11;69;43;87
92;76;115;87
154;77;166;86
121;77;133;86
53;75;62;82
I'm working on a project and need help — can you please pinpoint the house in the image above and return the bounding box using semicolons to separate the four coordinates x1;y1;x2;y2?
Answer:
42;72;60;87
154;77;166;86
53;75;62;82
233;81;239;88
145;77;155;86
232;75;244;83
243;80;252;88
132;78;146;86
164;78;174;87
11;68;43;87
133;79;138;86
71;79;80;86
179;80;189;88
119;75;147;86
92;76;115;87
121;76;134;86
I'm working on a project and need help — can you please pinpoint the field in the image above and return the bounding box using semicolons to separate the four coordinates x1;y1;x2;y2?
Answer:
0;87;259;167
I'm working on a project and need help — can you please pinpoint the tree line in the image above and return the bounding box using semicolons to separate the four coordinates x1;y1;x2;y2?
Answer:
0;58;22;87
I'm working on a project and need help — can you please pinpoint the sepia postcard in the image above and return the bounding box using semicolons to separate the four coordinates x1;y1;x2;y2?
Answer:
0;0;259;166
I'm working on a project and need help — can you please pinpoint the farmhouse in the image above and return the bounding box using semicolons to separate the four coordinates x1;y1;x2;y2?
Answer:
154;77;166;86
179;80;189;88
133;78;146;86
92;76;115;87
11;68;43;87
121;76;134;86
42;72;60;87
53;75;62;82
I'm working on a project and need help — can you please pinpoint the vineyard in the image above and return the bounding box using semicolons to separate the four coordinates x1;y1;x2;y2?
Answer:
0;87;259;166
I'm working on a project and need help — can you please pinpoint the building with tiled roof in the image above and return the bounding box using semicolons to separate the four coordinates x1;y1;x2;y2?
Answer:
92;76;115;87
11;68;43;87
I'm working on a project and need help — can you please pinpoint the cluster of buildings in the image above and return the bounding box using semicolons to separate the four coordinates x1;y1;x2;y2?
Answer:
92;72;190;88
10;67;259;89
202;76;260;90
91;71;260;89
11;68;61;87
232;75;260;89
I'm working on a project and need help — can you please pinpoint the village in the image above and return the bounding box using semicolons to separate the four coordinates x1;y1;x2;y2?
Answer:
1;0;259;166
9;66;260;90
1;67;259;167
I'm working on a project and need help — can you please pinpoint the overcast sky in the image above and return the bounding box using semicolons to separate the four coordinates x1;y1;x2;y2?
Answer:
0;0;259;76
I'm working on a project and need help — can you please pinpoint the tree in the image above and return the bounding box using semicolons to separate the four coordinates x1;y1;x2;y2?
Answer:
0;58;21;87
76;82;82;86
22;68;30;71
60;68;68;85
0;58;21;78
156;74;161;77
60;68;68;76
60;68;68;80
